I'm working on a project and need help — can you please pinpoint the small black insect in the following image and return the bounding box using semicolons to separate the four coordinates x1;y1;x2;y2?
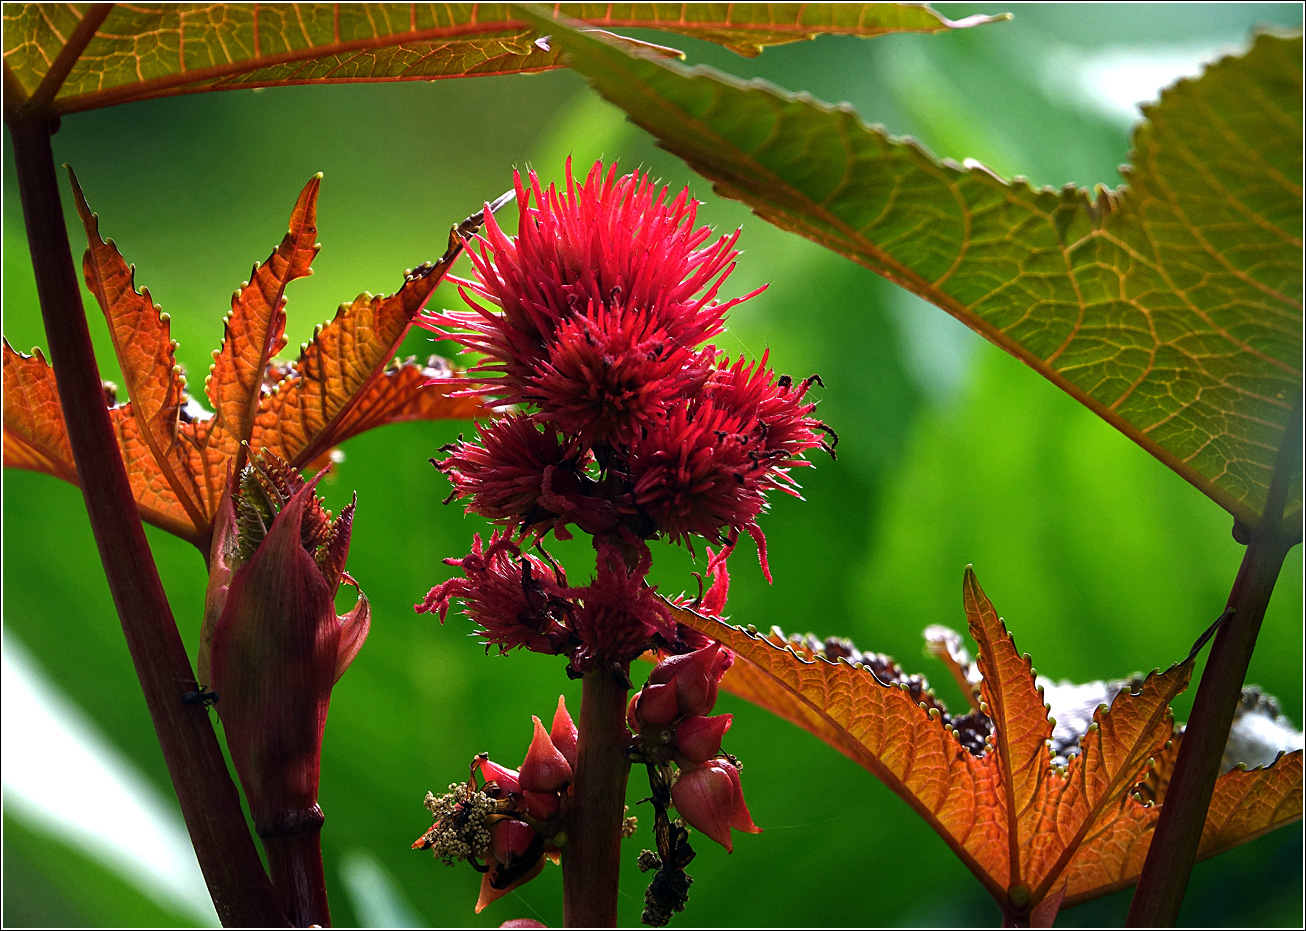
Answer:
182;686;219;708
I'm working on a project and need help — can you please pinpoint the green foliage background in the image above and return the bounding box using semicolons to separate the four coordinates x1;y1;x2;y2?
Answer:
3;3;1302;926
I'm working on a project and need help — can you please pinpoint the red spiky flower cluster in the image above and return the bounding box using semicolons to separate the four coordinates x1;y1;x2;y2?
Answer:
416;159;834;672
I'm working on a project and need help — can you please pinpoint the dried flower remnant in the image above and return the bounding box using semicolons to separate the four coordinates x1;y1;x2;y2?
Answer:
415;699;580;912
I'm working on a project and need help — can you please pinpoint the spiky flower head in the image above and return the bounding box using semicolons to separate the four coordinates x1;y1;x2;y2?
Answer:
420;158;756;446
419;160;833;671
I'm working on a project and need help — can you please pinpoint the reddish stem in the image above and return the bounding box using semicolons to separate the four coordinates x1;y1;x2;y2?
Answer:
265;829;332;927
562;665;632;927
6;112;285;927
1125;529;1294;925
1127;394;1301;926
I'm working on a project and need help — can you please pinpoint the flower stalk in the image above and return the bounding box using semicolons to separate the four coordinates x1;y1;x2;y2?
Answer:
563;666;634;927
4;110;284;926
418;160;830;923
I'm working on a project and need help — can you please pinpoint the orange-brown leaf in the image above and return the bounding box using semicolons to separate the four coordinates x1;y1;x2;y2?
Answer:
250;251;465;470
1200;751;1303;858
307;356;489;454
665;600;1009;901
3;176;491;547
1044;664;1188;903
964;568;1057;892
2;341;78;482
207;174;321;468
672;567;1303;917
109;404;203;542
70;170;185;454
69;168;207;534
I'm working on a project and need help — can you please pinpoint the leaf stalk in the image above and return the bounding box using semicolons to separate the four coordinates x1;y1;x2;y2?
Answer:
4;111;285;927
1127;394;1302;926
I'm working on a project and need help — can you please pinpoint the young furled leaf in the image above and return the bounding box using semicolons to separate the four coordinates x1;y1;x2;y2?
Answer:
2;173;488;550
664;568;1303;922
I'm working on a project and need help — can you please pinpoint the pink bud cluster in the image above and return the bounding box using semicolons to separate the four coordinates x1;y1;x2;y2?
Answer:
630;645;760;853
414;697;578;912
417;159;834;673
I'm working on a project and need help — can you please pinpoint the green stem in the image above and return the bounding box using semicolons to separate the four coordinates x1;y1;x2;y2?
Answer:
1127;396;1302;927
264;829;331;927
5;112;285;927
562;665;632;927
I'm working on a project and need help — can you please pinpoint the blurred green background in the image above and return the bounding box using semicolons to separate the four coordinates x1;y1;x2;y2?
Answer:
3;3;1302;927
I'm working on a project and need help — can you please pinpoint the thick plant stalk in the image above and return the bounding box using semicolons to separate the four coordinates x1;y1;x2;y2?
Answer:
265;830;331;926
6;112;285;927
562;666;632;927
1127;400;1302;926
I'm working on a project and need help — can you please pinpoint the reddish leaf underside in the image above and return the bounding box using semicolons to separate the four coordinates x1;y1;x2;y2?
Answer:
665;569;1303;915
1;344;77;482
3;174;488;547
205;173;322;478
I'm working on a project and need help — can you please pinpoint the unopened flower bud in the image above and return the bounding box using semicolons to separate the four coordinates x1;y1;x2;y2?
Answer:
475;757;522;797
549;695;578;770
670;757;759;853
647;643;732;718
203;455;368;837
633;681;680;729
520;715;572;793
477;820;547;913
490;818;539;865
673;714;732;766
522;789;562;820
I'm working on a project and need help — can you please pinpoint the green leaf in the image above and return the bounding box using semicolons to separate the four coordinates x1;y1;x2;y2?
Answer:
541;16;1304;530
1;3;1003;114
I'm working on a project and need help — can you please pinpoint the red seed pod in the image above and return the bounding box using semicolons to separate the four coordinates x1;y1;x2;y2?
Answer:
719;758;761;835
550;695;579;770
627;692;641;732
490;818;539;865
672;714;732;766
477;820;547;913
520;716;572;793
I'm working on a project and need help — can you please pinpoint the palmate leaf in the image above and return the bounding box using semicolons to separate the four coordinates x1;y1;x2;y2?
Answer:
2;174;487;549
543;16;1304;531
665;568;1304;919
0;3;1004;115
